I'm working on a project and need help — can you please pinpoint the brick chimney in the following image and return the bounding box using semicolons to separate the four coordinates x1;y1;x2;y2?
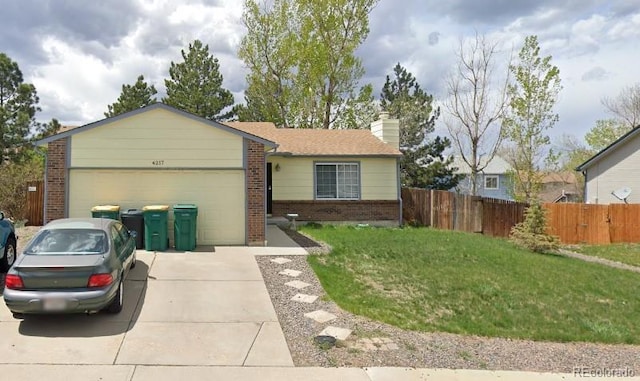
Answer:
370;112;400;150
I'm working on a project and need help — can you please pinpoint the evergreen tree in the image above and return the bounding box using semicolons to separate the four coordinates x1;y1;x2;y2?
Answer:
381;63;462;189
105;75;157;117
164;40;235;120
0;52;42;164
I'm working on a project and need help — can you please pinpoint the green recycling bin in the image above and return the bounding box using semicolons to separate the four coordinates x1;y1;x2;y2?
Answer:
91;205;120;220
142;205;169;251
173;204;198;251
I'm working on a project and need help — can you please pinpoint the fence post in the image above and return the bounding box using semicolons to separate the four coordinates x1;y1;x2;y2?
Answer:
429;189;435;227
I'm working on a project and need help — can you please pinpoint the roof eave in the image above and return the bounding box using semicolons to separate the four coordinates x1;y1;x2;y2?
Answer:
35;103;277;148
576;125;640;172
268;152;402;158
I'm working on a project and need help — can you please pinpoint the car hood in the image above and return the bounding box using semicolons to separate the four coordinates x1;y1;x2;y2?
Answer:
13;253;105;269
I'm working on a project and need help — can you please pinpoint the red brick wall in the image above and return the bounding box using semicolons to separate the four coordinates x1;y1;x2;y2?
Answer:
272;200;400;223
45;138;68;222
247;140;266;246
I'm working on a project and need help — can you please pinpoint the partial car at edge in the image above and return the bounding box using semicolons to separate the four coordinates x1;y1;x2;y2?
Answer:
3;218;137;317
0;211;17;271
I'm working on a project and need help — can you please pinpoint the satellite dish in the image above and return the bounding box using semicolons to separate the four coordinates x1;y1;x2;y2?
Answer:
612;187;632;203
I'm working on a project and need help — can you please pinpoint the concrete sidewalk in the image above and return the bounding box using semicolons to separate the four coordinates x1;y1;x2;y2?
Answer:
0;365;608;380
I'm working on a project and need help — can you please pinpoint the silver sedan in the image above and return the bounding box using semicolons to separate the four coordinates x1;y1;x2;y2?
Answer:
4;218;137;317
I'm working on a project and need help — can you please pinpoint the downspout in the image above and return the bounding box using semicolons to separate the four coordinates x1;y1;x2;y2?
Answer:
582;170;587;203
264;145;278;246
64;138;71;217
397;157;402;226
40;145;48;223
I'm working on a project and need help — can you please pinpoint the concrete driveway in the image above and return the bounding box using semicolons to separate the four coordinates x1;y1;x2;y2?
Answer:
0;250;293;368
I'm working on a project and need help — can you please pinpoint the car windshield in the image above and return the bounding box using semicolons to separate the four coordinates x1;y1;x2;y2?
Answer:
24;229;108;255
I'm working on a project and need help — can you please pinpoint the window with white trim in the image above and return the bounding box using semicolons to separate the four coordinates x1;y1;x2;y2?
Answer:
315;163;360;200
484;175;499;190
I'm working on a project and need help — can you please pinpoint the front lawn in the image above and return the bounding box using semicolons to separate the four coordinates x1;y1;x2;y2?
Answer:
303;225;640;344
572;243;640;267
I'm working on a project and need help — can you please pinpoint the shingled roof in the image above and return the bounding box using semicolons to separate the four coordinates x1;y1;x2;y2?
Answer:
224;122;401;157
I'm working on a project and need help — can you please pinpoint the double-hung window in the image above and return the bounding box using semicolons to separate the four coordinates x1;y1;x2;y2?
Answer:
315;163;360;200
484;175;499;190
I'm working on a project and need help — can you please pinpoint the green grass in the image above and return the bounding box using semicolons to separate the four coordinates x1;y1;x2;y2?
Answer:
302;225;640;344
573;243;640;267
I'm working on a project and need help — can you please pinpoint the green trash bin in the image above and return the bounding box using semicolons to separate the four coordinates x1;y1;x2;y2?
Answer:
91;205;120;220
142;205;169;251
173;204;198;251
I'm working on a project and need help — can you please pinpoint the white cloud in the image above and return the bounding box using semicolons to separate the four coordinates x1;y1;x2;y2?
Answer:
2;0;639;141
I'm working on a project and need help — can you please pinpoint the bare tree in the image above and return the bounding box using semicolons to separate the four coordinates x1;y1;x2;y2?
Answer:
444;33;511;195
602;83;640;128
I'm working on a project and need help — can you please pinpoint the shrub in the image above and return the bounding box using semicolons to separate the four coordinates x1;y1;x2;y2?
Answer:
510;202;559;253
0;152;44;220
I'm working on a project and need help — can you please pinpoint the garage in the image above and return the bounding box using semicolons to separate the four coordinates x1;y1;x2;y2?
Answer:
68;169;245;245
38;104;274;246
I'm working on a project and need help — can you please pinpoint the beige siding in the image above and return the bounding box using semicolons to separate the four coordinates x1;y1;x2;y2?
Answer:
585;135;640;204
269;156;398;201
70;108;243;168
360;158;399;200
68;169;246;245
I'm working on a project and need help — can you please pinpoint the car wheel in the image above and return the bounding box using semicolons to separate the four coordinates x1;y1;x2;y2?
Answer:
106;278;124;314
11;312;24;319
1;237;16;272
130;251;137;269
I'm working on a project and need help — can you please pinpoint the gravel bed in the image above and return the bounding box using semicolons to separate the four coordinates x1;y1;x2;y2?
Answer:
256;229;640;373
15;226;40;254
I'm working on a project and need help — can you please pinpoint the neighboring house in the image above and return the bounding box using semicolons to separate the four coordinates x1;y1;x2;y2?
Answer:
540;172;581;203
576;126;640;204
451;155;514;200
36;104;402;247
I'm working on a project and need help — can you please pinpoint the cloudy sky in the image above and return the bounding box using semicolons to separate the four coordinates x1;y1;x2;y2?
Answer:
1;0;639;142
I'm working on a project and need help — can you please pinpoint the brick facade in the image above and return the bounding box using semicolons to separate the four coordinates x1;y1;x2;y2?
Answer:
246;139;266;246
272;200;400;223
45;138;68;223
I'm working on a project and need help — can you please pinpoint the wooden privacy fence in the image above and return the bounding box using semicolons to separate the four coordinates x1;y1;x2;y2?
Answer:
544;203;640;245
401;188;527;238
402;188;640;244
25;180;44;226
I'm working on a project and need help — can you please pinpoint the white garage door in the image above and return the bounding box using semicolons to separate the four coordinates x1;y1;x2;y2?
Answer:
68;169;246;245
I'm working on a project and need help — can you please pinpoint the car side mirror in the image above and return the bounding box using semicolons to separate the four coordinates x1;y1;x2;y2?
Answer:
130;231;138;238
0;212;4;221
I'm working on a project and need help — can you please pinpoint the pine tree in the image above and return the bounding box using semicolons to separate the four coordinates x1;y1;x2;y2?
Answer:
381;63;462;189
0;52;41;164
164;40;235;120
105;75;157;118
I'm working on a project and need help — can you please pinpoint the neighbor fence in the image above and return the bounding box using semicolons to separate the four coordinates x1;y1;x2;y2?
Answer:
24;180;44;226
401;188;527;238
402;188;640;245
544;203;640;245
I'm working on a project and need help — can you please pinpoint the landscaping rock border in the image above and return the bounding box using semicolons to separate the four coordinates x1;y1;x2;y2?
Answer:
256;229;640;373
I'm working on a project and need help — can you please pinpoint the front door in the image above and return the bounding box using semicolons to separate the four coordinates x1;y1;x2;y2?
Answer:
267;163;273;215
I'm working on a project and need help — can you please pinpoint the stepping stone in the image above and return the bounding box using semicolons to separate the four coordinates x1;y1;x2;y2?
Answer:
304;309;337;323
319;326;352;341
271;257;292;265
351;338;399;351
279;269;302;277
285;280;311;290
384;343;399;350
291;293;318;303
